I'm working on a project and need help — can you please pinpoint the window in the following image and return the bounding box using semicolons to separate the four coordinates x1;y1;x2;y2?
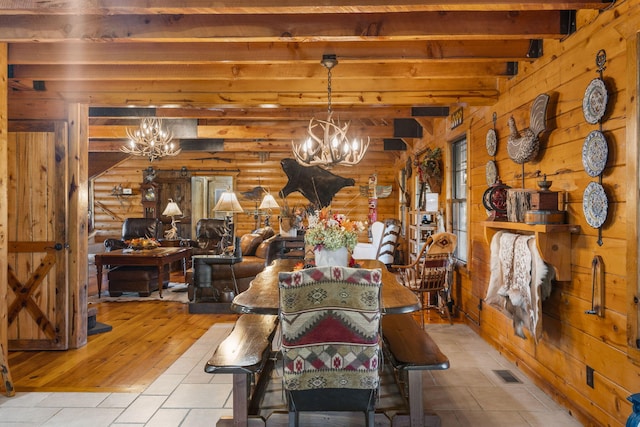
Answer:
451;137;467;263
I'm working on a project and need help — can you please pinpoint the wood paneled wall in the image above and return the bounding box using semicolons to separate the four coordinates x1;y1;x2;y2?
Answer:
92;150;402;243
404;4;640;426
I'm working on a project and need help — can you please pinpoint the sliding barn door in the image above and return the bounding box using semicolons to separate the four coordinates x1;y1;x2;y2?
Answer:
7;124;69;350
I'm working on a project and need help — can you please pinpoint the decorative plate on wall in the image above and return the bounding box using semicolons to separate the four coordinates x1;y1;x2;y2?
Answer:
582;78;608;124
486;128;497;156
583;181;608;229
582;130;608;177
485;160;497;186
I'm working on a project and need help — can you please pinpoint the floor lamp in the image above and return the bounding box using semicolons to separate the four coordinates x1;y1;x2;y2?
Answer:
213;189;244;255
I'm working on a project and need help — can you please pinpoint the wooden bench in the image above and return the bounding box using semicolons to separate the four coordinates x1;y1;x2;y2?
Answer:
382;313;449;427
205;314;279;427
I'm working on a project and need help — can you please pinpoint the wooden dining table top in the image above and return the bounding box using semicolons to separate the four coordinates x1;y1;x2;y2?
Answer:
231;258;421;315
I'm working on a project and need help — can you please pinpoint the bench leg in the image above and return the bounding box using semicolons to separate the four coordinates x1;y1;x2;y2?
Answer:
232;373;250;427
407;370;424;427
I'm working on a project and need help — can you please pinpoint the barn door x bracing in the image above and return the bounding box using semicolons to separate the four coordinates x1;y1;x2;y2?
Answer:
7;125;69;350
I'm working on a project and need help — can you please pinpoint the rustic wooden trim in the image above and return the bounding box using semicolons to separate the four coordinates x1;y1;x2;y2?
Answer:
7;121;56;132
0;12;573;42
7;241;56;252
0;42;14;397
68;104;89;349
0;1;612;15
7;255;57;339
626;32;640;363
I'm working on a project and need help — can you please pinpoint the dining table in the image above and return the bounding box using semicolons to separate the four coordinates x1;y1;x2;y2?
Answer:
216;258;424;427
231;258;421;315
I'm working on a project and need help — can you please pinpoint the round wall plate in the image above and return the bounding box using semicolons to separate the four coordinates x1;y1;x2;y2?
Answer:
582;78;608;124
583;181;608;229
486;128;497;156
582;130;608;177
485;160;497;186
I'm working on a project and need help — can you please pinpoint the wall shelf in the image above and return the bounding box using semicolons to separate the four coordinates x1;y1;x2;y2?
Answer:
408;210;438;263
481;221;580;282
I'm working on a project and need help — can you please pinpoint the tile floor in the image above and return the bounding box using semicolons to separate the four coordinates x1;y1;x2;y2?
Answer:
0;323;582;427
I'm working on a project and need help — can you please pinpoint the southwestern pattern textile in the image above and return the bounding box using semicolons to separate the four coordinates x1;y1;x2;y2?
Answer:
278;266;382;391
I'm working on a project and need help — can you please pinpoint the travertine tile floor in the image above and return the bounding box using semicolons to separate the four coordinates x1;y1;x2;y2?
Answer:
0;323;582;427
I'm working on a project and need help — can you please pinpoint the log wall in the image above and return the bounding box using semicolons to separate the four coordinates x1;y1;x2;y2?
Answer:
92;150;402;244
402;4;640;426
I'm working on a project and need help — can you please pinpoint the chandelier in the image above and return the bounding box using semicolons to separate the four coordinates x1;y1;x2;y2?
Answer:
122;117;181;162
292;55;369;168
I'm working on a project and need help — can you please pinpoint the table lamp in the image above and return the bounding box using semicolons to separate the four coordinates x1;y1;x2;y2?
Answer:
162;199;183;240
258;192;280;227
213;189;244;254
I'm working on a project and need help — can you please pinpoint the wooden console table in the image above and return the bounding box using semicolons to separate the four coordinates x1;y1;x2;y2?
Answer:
94;247;191;298
481;221;580;281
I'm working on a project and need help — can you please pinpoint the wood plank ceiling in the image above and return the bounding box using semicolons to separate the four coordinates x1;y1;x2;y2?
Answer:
1;1;612;157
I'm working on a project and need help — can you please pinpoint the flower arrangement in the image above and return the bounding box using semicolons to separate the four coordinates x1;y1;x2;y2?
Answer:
126;237;160;250
305;208;365;251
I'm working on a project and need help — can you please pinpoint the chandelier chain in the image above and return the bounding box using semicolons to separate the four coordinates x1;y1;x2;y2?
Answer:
327;67;332;115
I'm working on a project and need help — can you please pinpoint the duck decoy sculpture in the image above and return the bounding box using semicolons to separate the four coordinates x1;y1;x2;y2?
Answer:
507;93;550;164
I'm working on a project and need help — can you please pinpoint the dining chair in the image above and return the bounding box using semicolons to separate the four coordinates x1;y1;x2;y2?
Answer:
376;219;401;266
278;266;383;427
392;232;457;327
352;220;385;260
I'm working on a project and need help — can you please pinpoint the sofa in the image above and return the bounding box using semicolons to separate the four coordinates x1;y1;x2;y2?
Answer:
185;222;280;303
102;218;170;296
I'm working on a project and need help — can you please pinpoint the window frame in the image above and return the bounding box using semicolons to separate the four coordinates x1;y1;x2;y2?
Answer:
450;136;468;264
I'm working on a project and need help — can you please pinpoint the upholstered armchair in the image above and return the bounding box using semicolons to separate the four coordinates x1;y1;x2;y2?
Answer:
189;218;228;255
278;266;382;427
186;225;279;303
103;218;163;252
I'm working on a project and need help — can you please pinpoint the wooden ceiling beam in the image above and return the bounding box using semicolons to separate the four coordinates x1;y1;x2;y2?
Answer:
89;123;396;140
21;89;499;108
89;106;410;121
10;63;512;81
0;12;568;42
88;139;393;154
8;40;538;65
0;1;612;15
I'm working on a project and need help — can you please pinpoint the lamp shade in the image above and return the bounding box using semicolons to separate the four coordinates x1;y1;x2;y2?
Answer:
258;193;280;210
213;190;244;214
162;199;183;217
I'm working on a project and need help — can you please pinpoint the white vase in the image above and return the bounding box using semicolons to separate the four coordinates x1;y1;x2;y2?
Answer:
314;246;349;267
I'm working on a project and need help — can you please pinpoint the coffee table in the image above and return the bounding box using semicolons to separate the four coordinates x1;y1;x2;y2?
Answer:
94;247;191;298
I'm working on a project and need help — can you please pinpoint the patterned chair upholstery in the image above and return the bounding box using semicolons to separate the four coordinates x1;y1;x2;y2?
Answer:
278;266;382;427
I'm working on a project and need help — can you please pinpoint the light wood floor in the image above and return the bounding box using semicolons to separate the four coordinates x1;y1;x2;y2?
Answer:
7;268;453;394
